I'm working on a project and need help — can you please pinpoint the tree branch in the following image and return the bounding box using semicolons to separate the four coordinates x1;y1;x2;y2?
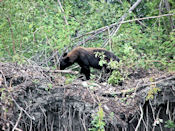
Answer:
103;0;142;46
57;0;68;26
7;17;16;54
73;13;174;41
49;69;79;75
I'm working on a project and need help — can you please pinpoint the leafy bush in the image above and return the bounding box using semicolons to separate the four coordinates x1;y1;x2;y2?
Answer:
0;0;174;72
89;104;106;131
164;120;175;129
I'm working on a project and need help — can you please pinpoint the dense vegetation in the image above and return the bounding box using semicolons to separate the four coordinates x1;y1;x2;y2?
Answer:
0;1;175;130
0;0;175;75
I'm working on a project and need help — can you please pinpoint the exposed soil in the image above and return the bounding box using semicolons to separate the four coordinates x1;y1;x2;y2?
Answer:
0;62;175;131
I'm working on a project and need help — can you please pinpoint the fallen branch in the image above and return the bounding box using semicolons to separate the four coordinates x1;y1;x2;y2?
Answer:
12;110;23;131
135;104;143;131
11;95;35;120
99;74;175;97
119;13;174;24
48;69;79;75
103;0;142;46
73;13;174;41
73;13;174;48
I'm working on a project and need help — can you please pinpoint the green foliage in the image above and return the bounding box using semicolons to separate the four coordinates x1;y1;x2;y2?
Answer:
108;68;123;85
0;88;12;114
146;86;161;101
109;112;114;119
95;51;123;85
67;0;129;32
0;0;77;60
45;83;53;91
12;54;26;64
0;0;174;73
112;22;175;71
0;90;5;103
89;104;106;131
164;120;175;129
95;52;107;67
32;79;40;84
0;0;130;61
47;83;53;89
64;74;75;85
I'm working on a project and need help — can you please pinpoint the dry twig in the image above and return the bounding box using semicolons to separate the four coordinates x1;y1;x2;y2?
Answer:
135;104;143;131
12;109;23;131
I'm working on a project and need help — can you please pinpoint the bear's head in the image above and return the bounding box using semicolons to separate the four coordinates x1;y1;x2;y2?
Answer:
60;53;72;70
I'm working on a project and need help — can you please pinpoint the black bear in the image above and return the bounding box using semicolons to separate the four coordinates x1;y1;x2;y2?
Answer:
60;46;119;80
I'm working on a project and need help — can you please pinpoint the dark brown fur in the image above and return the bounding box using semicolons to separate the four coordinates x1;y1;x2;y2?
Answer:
60;46;119;80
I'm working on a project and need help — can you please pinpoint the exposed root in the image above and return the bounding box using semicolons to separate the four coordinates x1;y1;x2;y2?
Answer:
0;62;175;130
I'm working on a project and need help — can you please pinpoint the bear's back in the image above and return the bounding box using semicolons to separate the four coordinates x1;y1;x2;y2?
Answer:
66;46;119;62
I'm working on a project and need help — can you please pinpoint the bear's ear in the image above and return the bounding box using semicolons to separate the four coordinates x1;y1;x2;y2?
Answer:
63;52;67;57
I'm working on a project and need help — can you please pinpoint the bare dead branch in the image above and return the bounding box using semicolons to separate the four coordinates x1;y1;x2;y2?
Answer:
135;104;143;131
49;69;79;75
11;95;35;120
12;110;23;131
73;13;174;47
103;0;143;46
57;0;68;26
119;14;174;25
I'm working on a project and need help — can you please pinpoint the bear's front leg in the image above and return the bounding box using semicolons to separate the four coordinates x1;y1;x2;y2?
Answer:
80;67;90;80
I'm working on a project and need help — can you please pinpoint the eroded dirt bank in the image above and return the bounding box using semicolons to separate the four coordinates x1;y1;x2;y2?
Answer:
0;62;175;131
